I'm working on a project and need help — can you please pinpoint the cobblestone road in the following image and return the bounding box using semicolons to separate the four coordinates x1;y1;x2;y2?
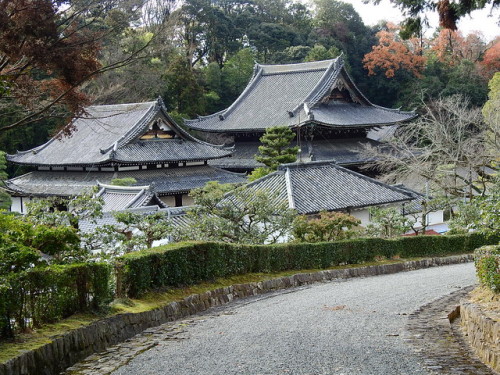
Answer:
66;263;493;375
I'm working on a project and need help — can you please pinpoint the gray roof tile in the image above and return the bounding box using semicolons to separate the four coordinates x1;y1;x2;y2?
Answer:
209;138;380;169
96;184;167;212
6;166;247;197
185;58;416;133
8;99;231;166
245;161;414;215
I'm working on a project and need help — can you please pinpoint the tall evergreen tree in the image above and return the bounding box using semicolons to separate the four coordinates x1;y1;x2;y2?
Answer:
249;126;299;181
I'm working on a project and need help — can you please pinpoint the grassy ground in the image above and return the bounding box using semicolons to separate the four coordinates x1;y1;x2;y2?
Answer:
0;256;437;364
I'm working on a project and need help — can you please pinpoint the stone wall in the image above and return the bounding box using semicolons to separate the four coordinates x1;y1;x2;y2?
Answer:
0;254;473;375
460;300;500;372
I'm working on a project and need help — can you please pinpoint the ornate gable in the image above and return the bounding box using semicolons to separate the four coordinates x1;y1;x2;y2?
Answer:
139;118;177;140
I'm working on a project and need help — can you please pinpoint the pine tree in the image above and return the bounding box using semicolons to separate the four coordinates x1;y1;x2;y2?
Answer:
0;151;11;210
255;126;299;171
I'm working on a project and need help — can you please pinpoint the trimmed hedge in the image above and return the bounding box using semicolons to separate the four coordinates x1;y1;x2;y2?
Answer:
117;232;499;298
0;263;112;339
475;244;500;292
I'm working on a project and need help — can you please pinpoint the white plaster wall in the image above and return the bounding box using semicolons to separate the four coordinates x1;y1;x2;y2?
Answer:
160;196;176;207
10;196;33;214
351;209;371;226
182;195;194;206
10;196;23;213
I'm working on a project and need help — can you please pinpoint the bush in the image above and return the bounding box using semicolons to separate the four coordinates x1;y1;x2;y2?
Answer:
475;244;500;292
117;232;499;298
0;263;112;339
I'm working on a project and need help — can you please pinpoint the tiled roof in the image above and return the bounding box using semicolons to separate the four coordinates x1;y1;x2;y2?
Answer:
7;98;231;167
96;183;167;212
5;166;247;197
209;138;380;169
113;139;230;163
312;102;415;127
245;161;415;215
185;57;416;133
79;205;190;234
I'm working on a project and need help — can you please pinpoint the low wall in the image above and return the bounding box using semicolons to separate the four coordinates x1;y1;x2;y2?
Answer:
0;254;473;375
460;300;500;373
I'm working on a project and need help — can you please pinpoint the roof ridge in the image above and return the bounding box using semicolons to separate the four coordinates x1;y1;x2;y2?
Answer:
284;167;295;209
277;160;415;200
259;59;335;74
290;58;341;115
223;65;264;119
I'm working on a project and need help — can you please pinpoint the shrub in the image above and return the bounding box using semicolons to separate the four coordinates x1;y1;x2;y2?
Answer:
0;263;112;339
117;232;499;298
475;244;500;292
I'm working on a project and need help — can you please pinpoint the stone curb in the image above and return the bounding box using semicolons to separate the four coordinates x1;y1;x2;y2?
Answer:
0;254;473;375
461;300;500;373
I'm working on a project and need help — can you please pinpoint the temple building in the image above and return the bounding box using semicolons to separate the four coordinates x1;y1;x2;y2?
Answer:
244;161;417;225
184;56;416;172
6;98;246;213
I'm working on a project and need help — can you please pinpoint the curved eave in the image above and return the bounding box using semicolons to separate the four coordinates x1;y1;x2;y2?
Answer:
300;197;414;216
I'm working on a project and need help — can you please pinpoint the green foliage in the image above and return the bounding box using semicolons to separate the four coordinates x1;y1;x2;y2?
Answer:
0;263;112;338
163;55;205;117
113;211;172;250
482;72;500;154
449;176;500;235
117;232;499;298
248;167;273;182
221;48;256;104
292;211;361;242
304;44;340;62
365;207;412;238
177;181;296;244
25;188;103;229
0;211;81;272
255;126;299;171
110;178;137;186
475;244;500;293
0;151;10;210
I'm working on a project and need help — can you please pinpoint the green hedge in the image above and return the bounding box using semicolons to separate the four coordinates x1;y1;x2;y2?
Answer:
0;263;112;339
475;244;500;292
117;232;499;298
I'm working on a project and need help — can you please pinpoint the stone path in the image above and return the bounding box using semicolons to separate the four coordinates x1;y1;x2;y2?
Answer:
63;263;492;375
405;286;496;375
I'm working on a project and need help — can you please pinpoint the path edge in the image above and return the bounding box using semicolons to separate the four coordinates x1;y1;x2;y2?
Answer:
1;254;473;375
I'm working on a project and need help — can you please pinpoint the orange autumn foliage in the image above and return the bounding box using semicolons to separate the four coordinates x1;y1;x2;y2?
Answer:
363;23;426;78
480;38;500;78
432;29;485;65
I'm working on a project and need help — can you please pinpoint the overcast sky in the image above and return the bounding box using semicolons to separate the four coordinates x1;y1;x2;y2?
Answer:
336;0;499;41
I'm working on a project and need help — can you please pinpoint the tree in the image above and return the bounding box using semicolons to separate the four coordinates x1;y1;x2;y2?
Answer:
403;196;449;235
25;188;103;230
363;95;495;199
292;211;361;242
109;210;172;251
0;151;10;210
162;55;205;117
482;72;500;154
304;44;340;62
249;126;299;181
431;29;485;65
176;182;296;244
365;207;412;238
0;211;81;269
368;0;500;33
0;0;156;133
363;22;426;78
480;38;500;77
449;175;500;234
